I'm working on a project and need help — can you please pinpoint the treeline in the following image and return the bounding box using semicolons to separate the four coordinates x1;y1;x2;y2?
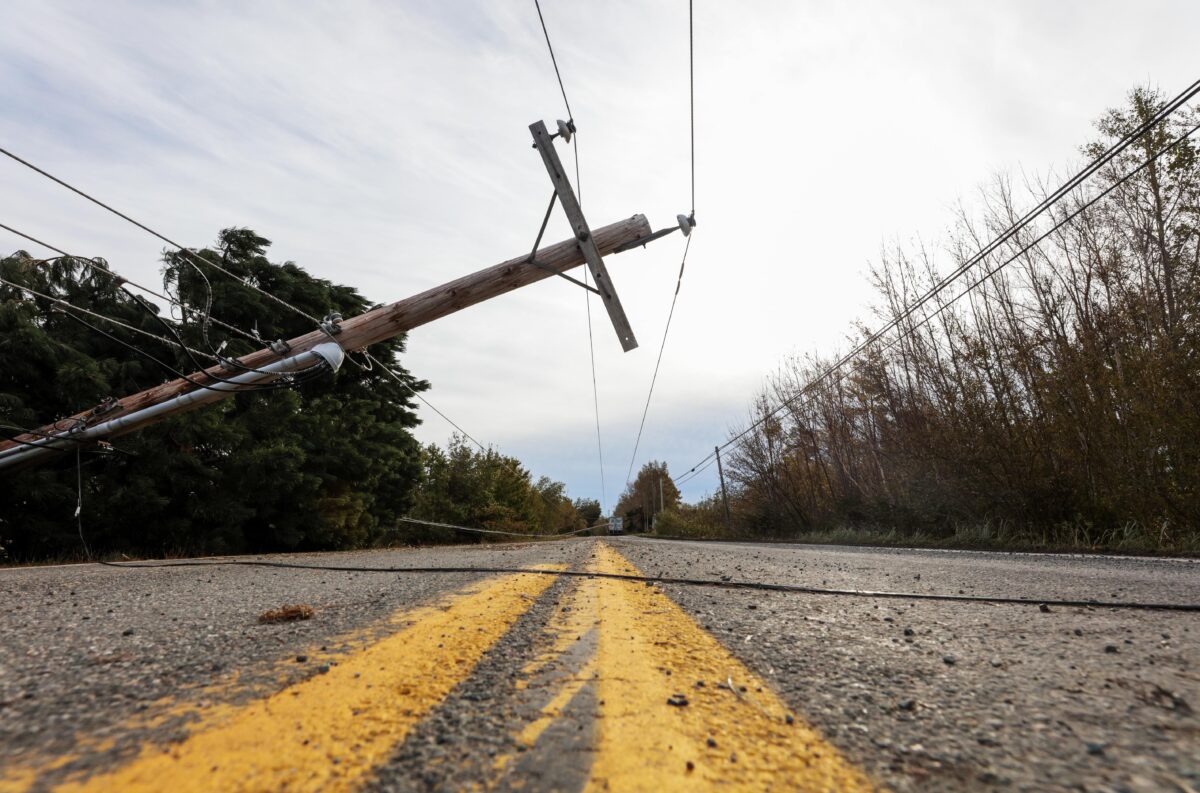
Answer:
710;88;1200;552
0;229;590;561
407;435;601;541
614;460;681;532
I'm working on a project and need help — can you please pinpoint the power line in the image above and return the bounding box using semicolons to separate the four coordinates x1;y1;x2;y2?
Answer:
95;552;1200;612
1;192;481;456
397;515;598;539
0;146;323;328
0;261;324;394
0;222;294;376
583;268;608;513
682;117;1200;484
624;2;699;487
533;0;573;123
676;81;1200;481
689;0;695;215
364;350;491;453
530;0;607;513
58;308;330;395
675;451;718;487
625;235;692;485
0;274;217;360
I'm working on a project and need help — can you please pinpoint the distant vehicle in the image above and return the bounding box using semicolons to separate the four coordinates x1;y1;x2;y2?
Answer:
608;517;624;535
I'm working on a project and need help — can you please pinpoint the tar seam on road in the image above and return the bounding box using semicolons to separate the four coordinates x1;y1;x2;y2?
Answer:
95;555;1200;612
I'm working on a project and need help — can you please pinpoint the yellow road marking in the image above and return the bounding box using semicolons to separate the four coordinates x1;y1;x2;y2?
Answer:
584;542;874;791
36;568;559;793
488;590;598;781
0;597;444;793
513;593;593;690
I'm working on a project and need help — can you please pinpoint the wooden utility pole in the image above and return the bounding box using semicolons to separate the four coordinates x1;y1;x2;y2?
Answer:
715;445;732;530
0;214;651;457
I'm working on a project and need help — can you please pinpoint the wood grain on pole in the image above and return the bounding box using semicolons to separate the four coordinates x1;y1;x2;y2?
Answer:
0;214;651;452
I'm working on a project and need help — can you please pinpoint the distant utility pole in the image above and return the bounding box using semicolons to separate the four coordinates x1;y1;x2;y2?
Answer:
659;475;664;513
0;120;693;471
715;445;732;530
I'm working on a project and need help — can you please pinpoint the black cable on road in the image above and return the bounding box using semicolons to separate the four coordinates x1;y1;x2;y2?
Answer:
93;554;1200;612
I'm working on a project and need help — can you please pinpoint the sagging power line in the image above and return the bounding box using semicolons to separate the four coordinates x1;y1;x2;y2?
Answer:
675;77;1200;486
624;0;699;488
1;116;679;470
0;223;487;449
532;0;613;513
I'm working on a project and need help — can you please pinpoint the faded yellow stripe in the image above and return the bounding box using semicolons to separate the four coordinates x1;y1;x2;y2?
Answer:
516;657;595;748
585;542;875;791
43;569;559;793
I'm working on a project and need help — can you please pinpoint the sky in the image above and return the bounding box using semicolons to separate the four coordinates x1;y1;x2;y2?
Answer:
1;0;1197;511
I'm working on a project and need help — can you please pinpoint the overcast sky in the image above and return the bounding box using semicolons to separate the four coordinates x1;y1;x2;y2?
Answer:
1;1;1197;511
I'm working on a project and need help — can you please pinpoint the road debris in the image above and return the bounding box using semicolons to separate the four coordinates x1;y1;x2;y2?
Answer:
258;604;315;624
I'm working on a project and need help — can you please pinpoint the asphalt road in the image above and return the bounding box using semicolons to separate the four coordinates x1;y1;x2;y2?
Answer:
1;537;1197;792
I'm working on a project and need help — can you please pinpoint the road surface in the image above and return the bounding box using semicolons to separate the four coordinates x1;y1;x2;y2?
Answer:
1;537;1197;791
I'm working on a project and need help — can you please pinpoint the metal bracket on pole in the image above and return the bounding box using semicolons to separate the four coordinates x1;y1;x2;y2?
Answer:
530;119;639;352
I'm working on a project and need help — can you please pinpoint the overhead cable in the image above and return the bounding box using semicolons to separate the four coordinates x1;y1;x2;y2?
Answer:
624;1;698;487
531;0;606;513
677;80;1200;480
687;117;1200;479
0;188;479;454
0;222;261;346
0;146;325;328
398;516;599;539
625;235;692;485
0;274;216;360
532;0;573;122
365;351;491;453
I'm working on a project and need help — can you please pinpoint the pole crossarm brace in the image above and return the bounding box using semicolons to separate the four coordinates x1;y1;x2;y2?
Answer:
530;120;639;352
0;215;652;461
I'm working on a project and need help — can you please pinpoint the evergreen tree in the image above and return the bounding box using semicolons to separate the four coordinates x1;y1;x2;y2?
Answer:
410;435;580;539
0;228;426;558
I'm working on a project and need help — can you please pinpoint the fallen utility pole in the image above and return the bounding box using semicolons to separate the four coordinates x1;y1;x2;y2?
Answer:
0;213;653;469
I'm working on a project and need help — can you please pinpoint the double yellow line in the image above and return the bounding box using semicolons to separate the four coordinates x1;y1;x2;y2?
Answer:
4;544;874;792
